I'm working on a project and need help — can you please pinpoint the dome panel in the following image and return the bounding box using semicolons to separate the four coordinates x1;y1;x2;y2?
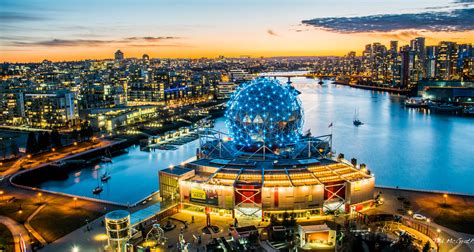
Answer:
225;78;304;148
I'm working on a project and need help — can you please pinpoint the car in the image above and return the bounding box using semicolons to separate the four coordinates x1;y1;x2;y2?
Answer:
413;213;427;221
393;229;405;237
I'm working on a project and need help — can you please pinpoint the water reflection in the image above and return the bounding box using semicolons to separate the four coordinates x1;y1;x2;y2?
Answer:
39;78;474;204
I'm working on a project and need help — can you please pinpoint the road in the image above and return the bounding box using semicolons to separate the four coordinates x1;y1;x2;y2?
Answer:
0;215;32;252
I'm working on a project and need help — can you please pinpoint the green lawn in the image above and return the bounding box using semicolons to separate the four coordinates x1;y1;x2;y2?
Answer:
0;200;37;224
0;224;14;252
29;204;103;243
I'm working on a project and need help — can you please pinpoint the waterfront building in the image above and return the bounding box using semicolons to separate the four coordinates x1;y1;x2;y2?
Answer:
229;69;253;83
105;210;131;252
86;105;162;132
159;78;375;221
418;80;474;103
23;90;79;129
216;81;238;99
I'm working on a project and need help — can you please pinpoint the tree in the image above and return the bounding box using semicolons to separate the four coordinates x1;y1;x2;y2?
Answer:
422;241;431;252
51;129;62;147
26;132;38;154
38;132;52;151
71;129;79;142
43;132;51;149
10;140;19;157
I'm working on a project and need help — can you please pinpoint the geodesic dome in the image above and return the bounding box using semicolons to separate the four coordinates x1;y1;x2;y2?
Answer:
225;78;303;148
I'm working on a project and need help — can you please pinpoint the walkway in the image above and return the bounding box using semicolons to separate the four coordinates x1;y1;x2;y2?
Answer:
25;204;48;246
0;216;32;252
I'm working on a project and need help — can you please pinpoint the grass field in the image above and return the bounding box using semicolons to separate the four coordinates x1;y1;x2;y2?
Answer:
0;223;14;252
29;203;103;243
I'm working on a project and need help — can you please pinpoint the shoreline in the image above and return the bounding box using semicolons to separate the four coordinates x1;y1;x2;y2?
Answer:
333;81;412;95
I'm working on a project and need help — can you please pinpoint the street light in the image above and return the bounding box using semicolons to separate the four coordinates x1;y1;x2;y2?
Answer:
73;197;77;208
0;190;4;201
37;192;43;203
443;193;448;206
437;229;441;252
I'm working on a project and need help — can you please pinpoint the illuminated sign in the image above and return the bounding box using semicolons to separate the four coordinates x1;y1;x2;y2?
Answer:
190;185;218;205
354;181;361;192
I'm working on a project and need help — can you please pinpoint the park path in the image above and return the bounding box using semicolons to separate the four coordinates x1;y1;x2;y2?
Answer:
25;203;48;246
0;215;32;252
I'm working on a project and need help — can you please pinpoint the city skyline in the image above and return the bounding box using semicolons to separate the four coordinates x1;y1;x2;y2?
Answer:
1;0;474;62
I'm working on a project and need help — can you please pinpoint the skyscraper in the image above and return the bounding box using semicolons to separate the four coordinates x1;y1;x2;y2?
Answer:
436;41;458;80
115;50;124;61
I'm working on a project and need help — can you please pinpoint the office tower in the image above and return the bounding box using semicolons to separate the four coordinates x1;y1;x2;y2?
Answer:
436;41;458;80
115;50;124;61
400;45;411;88
426;46;438;79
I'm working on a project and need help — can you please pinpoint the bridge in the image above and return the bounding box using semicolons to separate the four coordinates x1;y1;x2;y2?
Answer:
258;71;336;84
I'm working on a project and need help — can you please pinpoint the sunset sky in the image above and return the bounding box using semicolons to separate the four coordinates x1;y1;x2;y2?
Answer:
1;0;473;62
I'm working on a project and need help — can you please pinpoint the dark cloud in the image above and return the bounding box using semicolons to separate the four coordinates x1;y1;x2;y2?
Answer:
129;43;189;48
0;11;48;22
302;8;474;33
267;29;279;36
126;36;180;41
8;36;181;47
11;39;115;47
371;31;431;40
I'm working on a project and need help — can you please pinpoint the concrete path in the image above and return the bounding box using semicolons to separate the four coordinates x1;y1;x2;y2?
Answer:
25;203;48;245
0;215;32;252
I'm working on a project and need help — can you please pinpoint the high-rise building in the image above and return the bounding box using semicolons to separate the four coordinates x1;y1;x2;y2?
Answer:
436;41;458;80
114;50;124;61
399;45;411;88
426;46;437;79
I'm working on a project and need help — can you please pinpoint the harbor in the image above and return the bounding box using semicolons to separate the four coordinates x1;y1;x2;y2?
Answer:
142;118;215;151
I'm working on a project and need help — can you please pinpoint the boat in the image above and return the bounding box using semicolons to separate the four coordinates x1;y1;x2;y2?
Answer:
428;103;463;112
93;171;103;194
51;160;66;167
404;97;431;108
463;107;474;116
92;186;103;194
100;156;112;163
100;148;113;163
101;173;111;182
353;109;364;126
318;80;324;85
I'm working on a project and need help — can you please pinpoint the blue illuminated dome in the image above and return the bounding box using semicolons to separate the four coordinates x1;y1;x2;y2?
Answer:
225;78;303;148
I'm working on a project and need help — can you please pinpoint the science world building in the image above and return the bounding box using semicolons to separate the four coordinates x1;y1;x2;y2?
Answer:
159;78;375;220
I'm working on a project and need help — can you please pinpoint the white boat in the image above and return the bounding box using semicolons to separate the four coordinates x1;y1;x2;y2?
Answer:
463;107;474;116
353;109;363;126
92;186;103;194
101;172;111;182
429;103;463;112
51;160;66;167
100;156;112;163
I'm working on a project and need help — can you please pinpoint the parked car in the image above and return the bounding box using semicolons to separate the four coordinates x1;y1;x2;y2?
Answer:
413;213;427;221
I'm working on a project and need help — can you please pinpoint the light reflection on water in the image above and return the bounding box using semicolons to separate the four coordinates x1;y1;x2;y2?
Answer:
39;78;474;204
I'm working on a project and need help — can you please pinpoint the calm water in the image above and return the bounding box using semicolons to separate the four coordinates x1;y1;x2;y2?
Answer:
39;77;474;203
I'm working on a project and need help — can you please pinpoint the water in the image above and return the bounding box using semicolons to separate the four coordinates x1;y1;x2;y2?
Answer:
38;77;474;203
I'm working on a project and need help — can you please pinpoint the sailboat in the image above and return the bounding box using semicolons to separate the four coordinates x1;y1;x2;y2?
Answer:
353;109;363;126
92;171;103;194
101;164;111;182
100;148;112;182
